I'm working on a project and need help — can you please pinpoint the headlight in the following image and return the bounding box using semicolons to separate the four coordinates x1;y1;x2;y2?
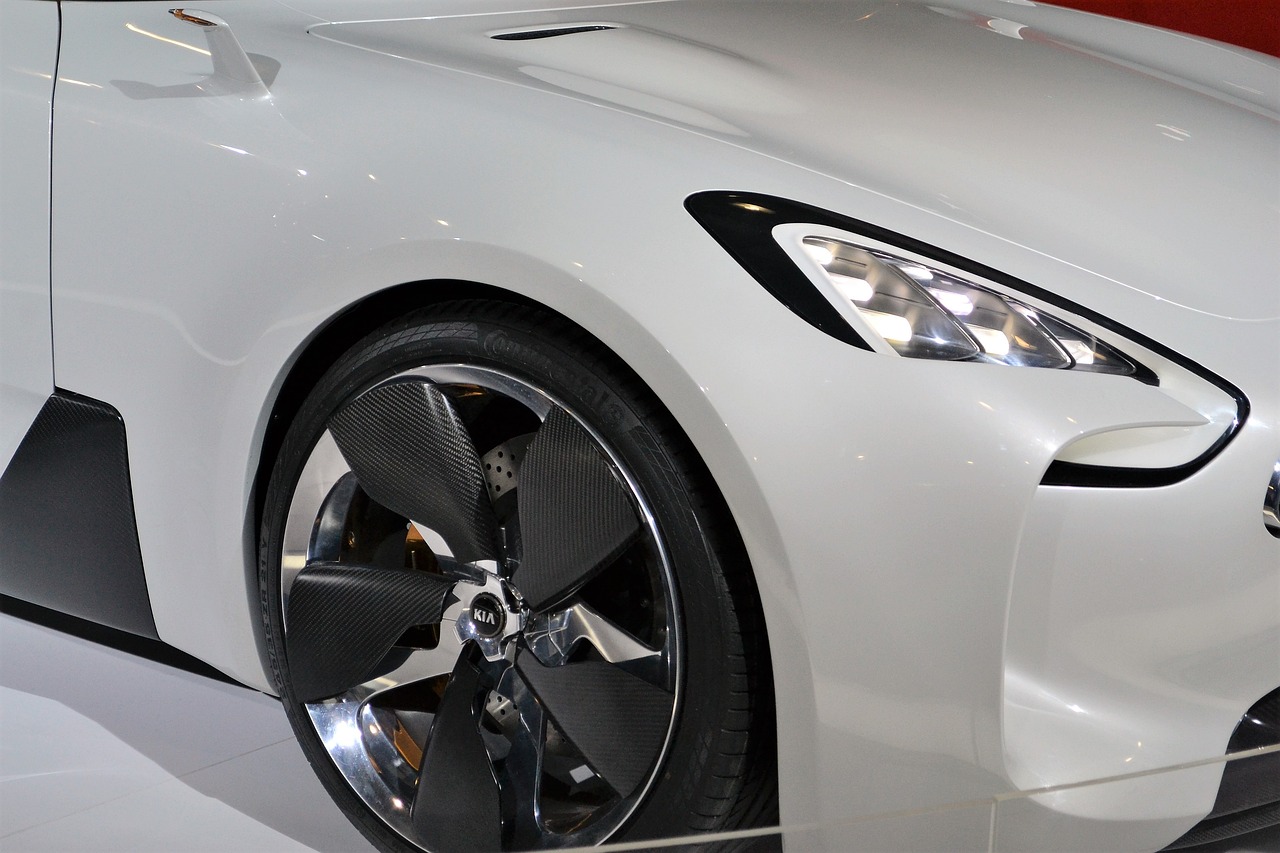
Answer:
795;234;1141;376
686;191;1248;487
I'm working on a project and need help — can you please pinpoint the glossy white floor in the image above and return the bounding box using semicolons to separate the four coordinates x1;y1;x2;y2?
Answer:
3;601;1276;853
0;605;374;852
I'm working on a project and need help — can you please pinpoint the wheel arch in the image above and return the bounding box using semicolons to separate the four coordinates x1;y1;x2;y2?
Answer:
254;294;786;846
244;278;780;733
235;245;834;833
245;279;528;680
250;279;533;537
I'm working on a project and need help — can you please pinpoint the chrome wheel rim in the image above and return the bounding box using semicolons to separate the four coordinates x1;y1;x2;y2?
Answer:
280;364;681;851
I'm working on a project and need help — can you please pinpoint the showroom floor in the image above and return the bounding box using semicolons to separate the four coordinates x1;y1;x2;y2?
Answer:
2;600;1277;853
0;602;374;852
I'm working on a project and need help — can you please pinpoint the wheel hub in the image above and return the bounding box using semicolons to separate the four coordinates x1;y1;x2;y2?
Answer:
468;593;506;638
450;571;527;661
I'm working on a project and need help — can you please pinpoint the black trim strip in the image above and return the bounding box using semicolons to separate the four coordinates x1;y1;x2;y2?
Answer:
1;595;235;685
1228;686;1280;753
684;192;873;350
0;390;158;638
491;25;616;41
1041;456;1229;488
684;191;1249;489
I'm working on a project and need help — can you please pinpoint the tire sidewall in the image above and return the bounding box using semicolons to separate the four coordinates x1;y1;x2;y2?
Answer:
260;303;750;849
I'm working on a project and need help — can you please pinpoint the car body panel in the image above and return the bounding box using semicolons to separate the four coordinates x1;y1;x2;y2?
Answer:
14;0;1280;849
307;0;1280;327
0;0;58;471
992;760;1229;853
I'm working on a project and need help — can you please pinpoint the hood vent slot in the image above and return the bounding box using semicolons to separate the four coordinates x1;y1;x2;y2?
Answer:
491;24;617;41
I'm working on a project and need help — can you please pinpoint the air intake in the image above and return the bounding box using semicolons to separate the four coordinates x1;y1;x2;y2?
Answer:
491;24;617;41
1162;687;1280;850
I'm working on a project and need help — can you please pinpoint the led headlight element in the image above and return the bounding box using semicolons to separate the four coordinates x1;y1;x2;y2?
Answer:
802;239;980;360
798;236;1138;376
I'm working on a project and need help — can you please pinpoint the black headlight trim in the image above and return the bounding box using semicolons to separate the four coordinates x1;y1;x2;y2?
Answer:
684;193;874;351
685;191;1250;488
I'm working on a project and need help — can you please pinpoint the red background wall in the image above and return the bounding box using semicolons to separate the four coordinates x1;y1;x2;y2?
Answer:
1045;0;1280;57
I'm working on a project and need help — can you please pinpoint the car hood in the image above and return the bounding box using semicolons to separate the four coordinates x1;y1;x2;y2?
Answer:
307;0;1280;321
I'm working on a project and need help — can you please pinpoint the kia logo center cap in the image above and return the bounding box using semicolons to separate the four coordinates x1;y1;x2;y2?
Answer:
469;593;506;638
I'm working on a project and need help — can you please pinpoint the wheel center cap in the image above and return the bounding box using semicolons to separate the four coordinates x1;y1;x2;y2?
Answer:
469;593;506;639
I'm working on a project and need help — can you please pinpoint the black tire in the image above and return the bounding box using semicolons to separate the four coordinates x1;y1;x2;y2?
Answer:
259;301;776;851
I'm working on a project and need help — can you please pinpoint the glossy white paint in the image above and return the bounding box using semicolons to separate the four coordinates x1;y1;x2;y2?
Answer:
306;0;1280;330
0;0;58;470
992;760;1233;853
20;0;1280;850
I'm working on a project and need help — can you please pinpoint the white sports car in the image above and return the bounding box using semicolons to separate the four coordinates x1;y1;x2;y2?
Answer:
2;1;1277;851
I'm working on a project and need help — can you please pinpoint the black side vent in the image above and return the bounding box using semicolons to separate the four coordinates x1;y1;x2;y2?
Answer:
1162;686;1280;850
1227;686;1280;753
491;25;617;41
0;390;158;638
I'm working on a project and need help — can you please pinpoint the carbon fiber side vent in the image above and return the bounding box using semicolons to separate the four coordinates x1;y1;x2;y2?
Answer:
491;24;617;41
0;390;158;637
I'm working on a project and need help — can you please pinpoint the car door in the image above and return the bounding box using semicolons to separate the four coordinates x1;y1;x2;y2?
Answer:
0;0;59;470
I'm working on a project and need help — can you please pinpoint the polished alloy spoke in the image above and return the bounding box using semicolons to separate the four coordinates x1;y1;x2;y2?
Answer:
356;636;468;705
524;602;661;667
497;666;551;850
412;653;503;852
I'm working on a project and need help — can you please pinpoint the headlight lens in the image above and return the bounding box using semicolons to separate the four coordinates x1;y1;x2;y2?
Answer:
800;236;1139;376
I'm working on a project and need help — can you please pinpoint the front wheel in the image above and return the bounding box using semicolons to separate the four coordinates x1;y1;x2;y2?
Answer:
259;301;776;851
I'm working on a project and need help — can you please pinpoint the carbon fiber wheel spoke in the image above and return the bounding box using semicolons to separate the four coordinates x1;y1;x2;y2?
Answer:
516;651;672;797
328;379;500;564
513;408;643;610
411;654;503;852
286;562;454;703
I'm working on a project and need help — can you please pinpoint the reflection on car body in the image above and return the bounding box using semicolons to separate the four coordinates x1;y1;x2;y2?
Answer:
1;1;1277;850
